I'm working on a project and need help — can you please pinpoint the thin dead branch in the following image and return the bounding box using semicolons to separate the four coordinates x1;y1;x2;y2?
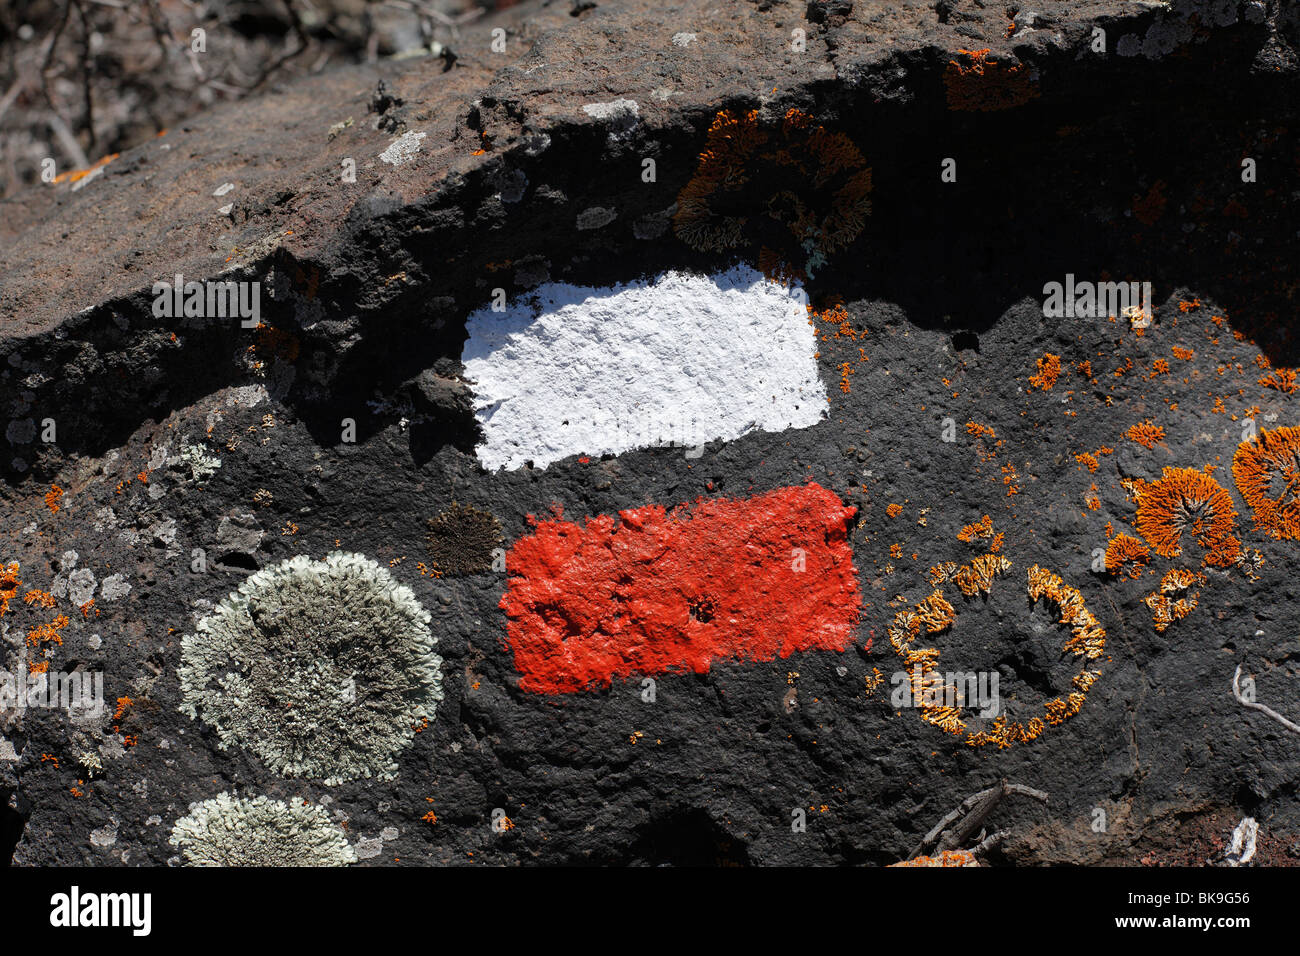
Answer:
910;779;1049;859
1233;664;1300;735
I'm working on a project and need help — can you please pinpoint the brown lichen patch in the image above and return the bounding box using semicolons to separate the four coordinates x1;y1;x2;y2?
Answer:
942;49;1038;112
673;108;872;276
1134;467;1237;561
255;323;301;363
1232;425;1300;540
1132;179;1167;225
426;502;504;576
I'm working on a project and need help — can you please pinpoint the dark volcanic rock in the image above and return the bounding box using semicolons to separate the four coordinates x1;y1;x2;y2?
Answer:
1;0;1299;866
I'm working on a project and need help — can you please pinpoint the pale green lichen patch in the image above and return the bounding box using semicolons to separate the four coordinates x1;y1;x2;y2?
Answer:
169;792;356;866
178;551;443;784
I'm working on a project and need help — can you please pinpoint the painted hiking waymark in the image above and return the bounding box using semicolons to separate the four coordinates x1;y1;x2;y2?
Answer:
461;266;826;471
501;484;862;693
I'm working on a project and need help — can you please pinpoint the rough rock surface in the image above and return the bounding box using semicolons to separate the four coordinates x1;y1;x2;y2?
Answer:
2;0;1299;865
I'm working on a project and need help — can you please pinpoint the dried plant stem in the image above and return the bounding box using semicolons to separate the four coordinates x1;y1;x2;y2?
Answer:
1233;665;1300;735
910;779;1048;859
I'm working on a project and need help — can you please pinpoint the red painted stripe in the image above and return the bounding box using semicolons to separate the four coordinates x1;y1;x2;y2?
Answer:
501;483;862;693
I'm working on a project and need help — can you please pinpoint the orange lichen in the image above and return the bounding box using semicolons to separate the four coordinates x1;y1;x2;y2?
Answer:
1259;368;1298;393
1001;462;1021;496
26;615;69;648
23;589;54;609
928;561;958;585
915;591;956;633
1134;467;1237;560
953;553;1012;597
45;485;63;513
943;48;1038;111
1143;569;1204;633
1126;420;1166;449
1171;346;1195;361
0;563;22;616
885;503;903;518
1232;425;1300;540
1104;534;1150;578
813;302;857;340
113;696;134;722
891;558;1102;749
890;850;978;867
965;421;996;439
1203;534;1241;569
1026;564;1106;664
956;514;994;544
1028;352;1061;391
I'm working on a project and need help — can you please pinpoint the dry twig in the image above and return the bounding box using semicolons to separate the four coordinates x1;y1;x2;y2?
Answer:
910;779;1049;859
1233;664;1300;735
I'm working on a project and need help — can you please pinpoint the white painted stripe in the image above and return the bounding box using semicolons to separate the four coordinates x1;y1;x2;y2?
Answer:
462;265;826;471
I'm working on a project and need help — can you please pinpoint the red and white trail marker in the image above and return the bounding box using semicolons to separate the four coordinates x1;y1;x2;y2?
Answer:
462;266;826;471
500;483;863;693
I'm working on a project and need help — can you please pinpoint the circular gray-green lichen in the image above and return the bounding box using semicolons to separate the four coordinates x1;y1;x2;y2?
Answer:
178;551;442;784
169;792;357;866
